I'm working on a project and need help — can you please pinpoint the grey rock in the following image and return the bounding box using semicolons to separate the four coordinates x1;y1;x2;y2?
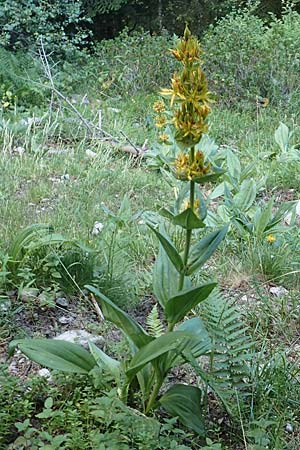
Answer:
21;288;39;302
58;315;73;325
55;297;69;309
0;297;11;312
269;286;288;297
54;330;104;349
38;368;52;381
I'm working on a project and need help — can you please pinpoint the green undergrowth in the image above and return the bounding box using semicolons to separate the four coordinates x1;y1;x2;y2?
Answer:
1;15;300;448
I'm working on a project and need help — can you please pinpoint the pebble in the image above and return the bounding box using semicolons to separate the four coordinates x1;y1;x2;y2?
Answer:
58;316;73;325
54;330;104;349
55;297;69;309
38;368;52;381
285;423;293;433
269;286;289;297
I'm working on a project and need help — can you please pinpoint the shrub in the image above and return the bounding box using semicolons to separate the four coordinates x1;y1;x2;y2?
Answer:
202;5;300;109
0;0;91;57
94;29;178;95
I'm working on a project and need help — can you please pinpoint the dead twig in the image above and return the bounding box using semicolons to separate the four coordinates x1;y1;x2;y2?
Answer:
38;40;149;157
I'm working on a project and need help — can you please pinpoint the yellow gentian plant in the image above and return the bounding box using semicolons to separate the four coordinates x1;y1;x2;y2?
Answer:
10;27;228;435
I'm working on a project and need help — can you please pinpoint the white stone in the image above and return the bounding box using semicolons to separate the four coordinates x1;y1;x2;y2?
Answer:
38;368;52;381
86;149;97;158
92;221;104;235
269;286;288;297
54;330;104;349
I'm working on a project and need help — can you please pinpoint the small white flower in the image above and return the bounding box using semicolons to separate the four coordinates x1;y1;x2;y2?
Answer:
92;221;104;236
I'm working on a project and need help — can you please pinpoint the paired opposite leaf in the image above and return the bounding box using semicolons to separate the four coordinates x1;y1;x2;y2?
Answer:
126;331;194;381
172;208;205;230
165;283;216;327
187;225;228;275
86;285;152;348
88;342;121;380
147;225;184;273
153;245;191;309
9;339;96;374
159;384;205;435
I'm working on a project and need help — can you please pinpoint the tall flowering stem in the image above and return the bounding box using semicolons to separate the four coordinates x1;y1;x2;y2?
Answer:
160;26;212;292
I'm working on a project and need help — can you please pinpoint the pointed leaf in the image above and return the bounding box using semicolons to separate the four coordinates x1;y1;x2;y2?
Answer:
153;245;191;309
226;148;241;181
176;317;211;355
255;198;274;238
126;331;193;380
159;207;175;221
233;179;256;212
86;285;152;348
165;283;216;326
162;317;212;370
147;225;184;273
193;168;225;185
159;384;205;434
10;339;96;373
172;208;205;230
275;122;290;153
88;342;121;380
187;225;228;275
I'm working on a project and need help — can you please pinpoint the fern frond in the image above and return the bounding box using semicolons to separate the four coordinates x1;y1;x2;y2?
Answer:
146;304;164;337
199;290;254;411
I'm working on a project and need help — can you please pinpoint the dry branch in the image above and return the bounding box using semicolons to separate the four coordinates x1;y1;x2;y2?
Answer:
38;41;148;157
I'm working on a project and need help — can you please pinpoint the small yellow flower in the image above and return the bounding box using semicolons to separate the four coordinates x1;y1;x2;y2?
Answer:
174;152;189;180
182;198;200;211
153;100;165;113
155;115;167;128
159;133;169;143
266;234;276;244
2;101;10;108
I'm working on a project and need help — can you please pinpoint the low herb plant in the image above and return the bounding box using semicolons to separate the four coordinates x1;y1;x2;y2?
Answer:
10;27;229;434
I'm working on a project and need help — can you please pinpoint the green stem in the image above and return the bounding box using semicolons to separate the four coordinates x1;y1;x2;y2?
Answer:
178;146;195;292
145;375;163;414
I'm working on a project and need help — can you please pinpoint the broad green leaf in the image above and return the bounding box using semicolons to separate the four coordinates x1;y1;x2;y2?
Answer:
209;181;227;200
147;225;184;273
172;208;205;230
193;169;224;185
8;224;53;271
10;339;96;373
187;225;228;275
163;318;212;370
86;285;152;348
159;207;175;221
159;384;205;434
88;342;121;381
27;233;71;251
126;331;193;380
226;148;241;181
153;245;191;309
255;198;274;239
233;179;256;212
274;122;290;153
165;283;216;326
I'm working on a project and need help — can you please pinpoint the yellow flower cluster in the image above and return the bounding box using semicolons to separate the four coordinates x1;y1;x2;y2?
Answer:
266;234;276;244
182;198;200;211
159;133;169;143
1;89;14;109
175;150;211;181
161;26;211;147
155;115;167;128
169;26;201;65
153;100;165;113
